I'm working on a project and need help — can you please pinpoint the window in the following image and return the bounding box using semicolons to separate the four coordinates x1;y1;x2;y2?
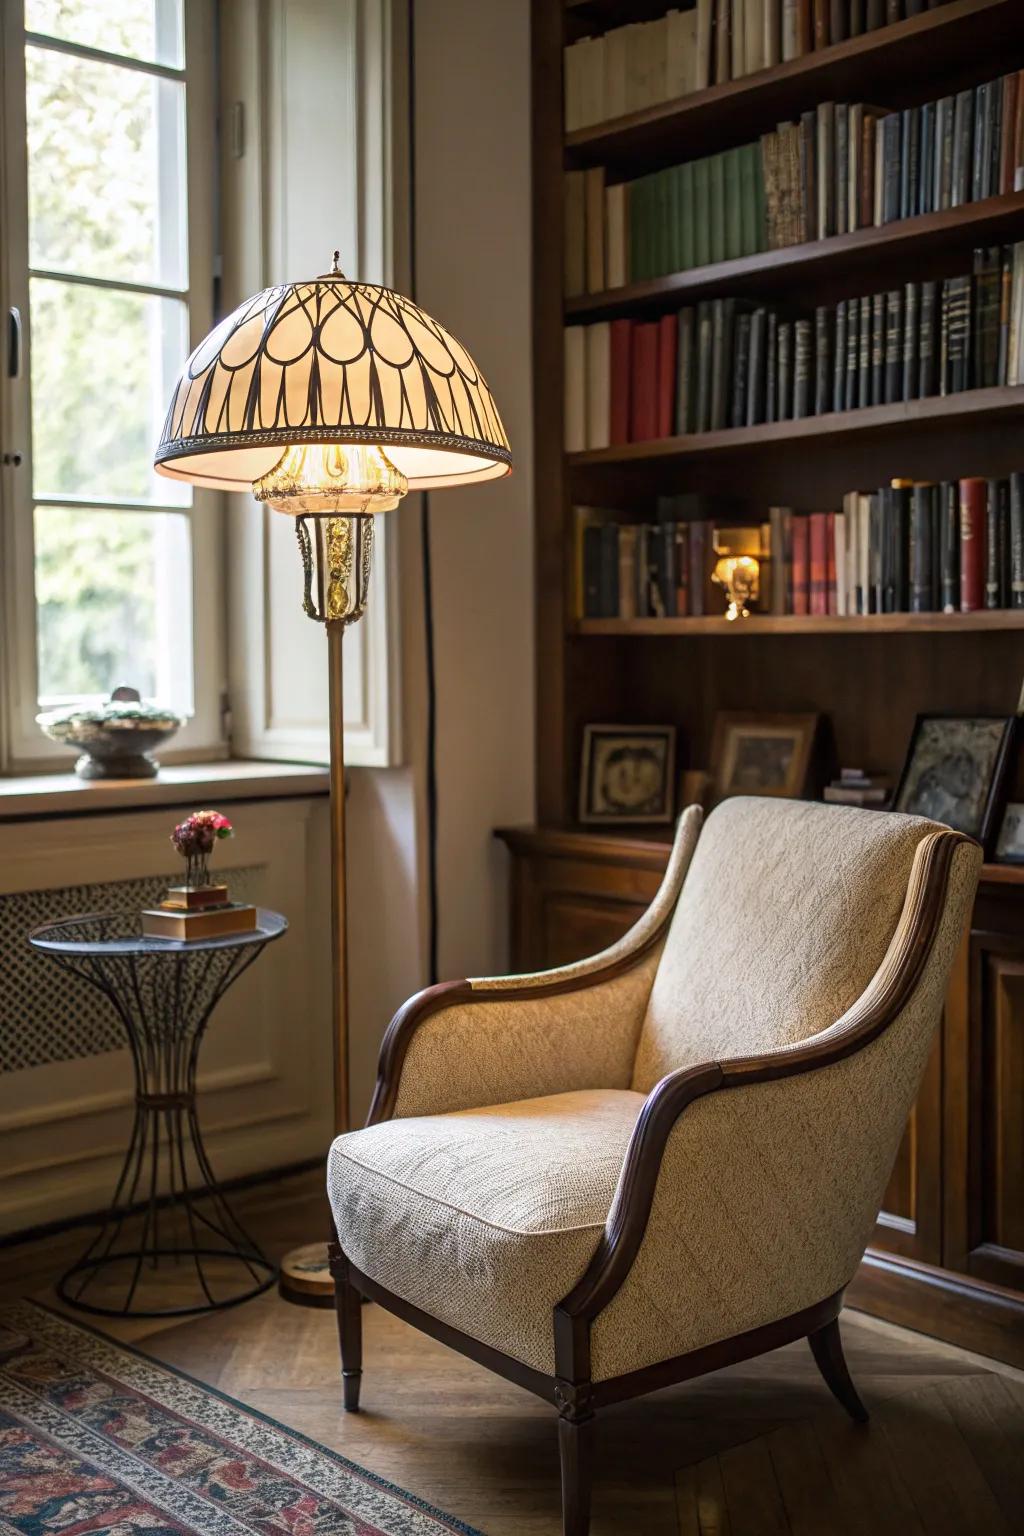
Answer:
0;0;223;766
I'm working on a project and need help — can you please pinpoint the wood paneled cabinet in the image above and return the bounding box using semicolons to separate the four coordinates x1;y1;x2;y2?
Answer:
496;826;1024;1367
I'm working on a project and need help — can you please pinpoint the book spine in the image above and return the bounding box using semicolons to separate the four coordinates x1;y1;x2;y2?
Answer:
794;317;812;419
800;110;817;244
582;523;602;617
826;509;838;614
769;506;789;613
673;521;689;616
598;523;619;617
688;520;707;616
891;484;910;612
814;306;830;415
845;296;859;408
655;313;677;439
909;485;934;612
732;311;752;428
765;311;778;423
884;289;903;404
946;272;972;394
809;512;828;617
858;295;871;408
833;299;847;412
915;280;934;398
629;320;659;440
792;515;810;616
940;480;959;613
709;298;734;431
618;525;637;621
609;318;633;443
985;478;1002;609
747;307;767;425
1011;471;1024;608
777;319;793;421
959;476;986;611
871;290;885;406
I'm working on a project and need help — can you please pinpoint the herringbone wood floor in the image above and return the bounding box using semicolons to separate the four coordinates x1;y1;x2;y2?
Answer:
5;1169;1023;1535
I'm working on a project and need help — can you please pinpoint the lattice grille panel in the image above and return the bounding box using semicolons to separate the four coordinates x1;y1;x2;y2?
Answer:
1;867;265;1073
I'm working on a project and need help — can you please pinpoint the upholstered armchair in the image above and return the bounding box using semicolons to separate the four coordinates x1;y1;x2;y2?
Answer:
326;797;980;1536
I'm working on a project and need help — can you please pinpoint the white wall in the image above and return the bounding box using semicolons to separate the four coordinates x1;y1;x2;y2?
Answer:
409;0;535;984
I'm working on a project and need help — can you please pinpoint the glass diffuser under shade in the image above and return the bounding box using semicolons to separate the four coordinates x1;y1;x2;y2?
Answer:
254;442;408;514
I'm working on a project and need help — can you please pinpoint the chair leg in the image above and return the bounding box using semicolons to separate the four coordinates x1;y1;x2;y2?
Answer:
809;1316;868;1423
328;1245;363;1412
555;1383;595;1536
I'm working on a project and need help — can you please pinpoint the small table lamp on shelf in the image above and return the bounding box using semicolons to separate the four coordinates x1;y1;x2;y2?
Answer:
154;253;512;1302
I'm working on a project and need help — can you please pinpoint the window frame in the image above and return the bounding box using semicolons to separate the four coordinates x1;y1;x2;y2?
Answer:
0;0;226;771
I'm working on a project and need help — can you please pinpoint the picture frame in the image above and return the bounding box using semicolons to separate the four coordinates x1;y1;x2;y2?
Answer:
893;714;1018;854
995;802;1024;864
709;711;819;801
579;724;676;825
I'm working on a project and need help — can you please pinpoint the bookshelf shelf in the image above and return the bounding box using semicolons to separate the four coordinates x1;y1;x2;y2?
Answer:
573;611;1024;638
565;0;1024;173
568;385;1024;470
566;192;1024;321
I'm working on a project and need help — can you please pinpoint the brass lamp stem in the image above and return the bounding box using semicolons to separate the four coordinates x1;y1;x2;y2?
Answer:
326;617;350;1136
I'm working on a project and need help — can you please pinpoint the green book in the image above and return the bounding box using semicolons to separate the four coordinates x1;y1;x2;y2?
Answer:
724;147;742;262
666;166;681;276
679;160;696;271
708;153;726;266
693;156;711;268
739;144;757;258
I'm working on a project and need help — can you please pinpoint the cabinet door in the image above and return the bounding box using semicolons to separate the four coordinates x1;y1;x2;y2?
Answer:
944;928;1024;1291
508;847;661;971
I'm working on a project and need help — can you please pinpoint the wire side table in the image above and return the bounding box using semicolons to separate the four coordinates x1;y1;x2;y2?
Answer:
29;909;287;1318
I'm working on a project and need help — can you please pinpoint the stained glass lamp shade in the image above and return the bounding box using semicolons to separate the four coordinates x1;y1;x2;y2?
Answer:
154;264;512;508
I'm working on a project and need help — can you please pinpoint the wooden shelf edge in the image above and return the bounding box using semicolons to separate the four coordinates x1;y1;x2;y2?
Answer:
565;0;1019;168
572;612;1024;636
565;192;1024;322
496;824;1024;887
567;386;1024;468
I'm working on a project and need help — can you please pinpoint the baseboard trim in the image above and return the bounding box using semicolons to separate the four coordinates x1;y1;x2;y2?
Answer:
848;1247;1024;1369
0;1156;325;1250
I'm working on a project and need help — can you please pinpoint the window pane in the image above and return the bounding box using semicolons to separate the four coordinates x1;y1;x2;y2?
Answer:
25;0;184;69
35;506;194;711
30;277;191;505
26;45;186;288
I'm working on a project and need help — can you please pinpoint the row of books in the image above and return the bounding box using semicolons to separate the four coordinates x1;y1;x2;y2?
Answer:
576;476;1024;621
564;248;1024;450
563;1;952;131
565;70;1024;295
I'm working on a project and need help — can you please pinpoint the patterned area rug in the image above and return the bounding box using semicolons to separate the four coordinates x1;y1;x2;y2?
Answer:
0;1300;481;1536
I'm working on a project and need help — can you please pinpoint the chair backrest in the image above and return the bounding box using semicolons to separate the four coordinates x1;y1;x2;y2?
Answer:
632;797;950;1092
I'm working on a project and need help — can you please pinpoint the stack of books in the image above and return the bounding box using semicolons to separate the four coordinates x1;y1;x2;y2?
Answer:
563;2;955;132
565;71;1024;295
564;246;1024;450
575;474;1024;621
823;769;894;807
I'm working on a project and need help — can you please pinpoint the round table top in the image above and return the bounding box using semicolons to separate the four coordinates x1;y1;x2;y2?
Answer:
28;908;288;957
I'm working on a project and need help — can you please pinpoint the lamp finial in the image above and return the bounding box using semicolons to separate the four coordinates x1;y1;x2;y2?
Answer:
331;250;342;274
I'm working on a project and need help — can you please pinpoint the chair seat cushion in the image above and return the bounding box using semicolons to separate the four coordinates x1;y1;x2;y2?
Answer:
327;1088;645;1375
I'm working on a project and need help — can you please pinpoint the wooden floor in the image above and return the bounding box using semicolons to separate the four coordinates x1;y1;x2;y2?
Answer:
4;1169;1024;1535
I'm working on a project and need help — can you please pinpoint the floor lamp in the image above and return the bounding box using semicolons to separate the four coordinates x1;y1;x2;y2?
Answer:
155;255;512;1303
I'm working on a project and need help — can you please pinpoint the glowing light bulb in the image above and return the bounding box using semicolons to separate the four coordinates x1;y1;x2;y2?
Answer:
253;442;408;514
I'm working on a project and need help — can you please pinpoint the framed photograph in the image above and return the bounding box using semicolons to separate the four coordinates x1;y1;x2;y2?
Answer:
893;714;1018;852
579;725;676;825
995;802;1024;864
710;712;819;801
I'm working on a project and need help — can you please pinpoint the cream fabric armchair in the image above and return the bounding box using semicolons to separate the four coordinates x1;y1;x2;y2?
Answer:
326;798;981;1536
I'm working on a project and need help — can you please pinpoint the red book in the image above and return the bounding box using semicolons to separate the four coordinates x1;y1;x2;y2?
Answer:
826;509;838;615
609;319;633;445
792;516;810;615
809;512;829;616
959;477;987;612
629;321;659;441
656;314;677;439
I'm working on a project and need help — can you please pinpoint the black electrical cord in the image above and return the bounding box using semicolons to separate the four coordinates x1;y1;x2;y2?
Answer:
408;0;440;985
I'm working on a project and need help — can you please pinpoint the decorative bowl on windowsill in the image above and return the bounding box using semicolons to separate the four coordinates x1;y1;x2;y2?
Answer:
36;686;183;780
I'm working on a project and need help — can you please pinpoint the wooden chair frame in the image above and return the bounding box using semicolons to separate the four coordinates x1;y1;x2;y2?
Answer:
328;827;970;1536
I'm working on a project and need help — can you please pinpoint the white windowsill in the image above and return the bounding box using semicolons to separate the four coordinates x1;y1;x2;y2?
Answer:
0;760;330;819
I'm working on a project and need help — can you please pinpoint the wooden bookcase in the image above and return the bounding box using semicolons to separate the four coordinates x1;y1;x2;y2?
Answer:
517;0;1024;1364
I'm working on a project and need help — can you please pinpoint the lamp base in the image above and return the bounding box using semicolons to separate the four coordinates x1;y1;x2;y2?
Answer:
278;1241;336;1307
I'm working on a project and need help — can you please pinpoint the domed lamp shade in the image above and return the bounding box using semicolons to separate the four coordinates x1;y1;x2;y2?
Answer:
153;261;512;1303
